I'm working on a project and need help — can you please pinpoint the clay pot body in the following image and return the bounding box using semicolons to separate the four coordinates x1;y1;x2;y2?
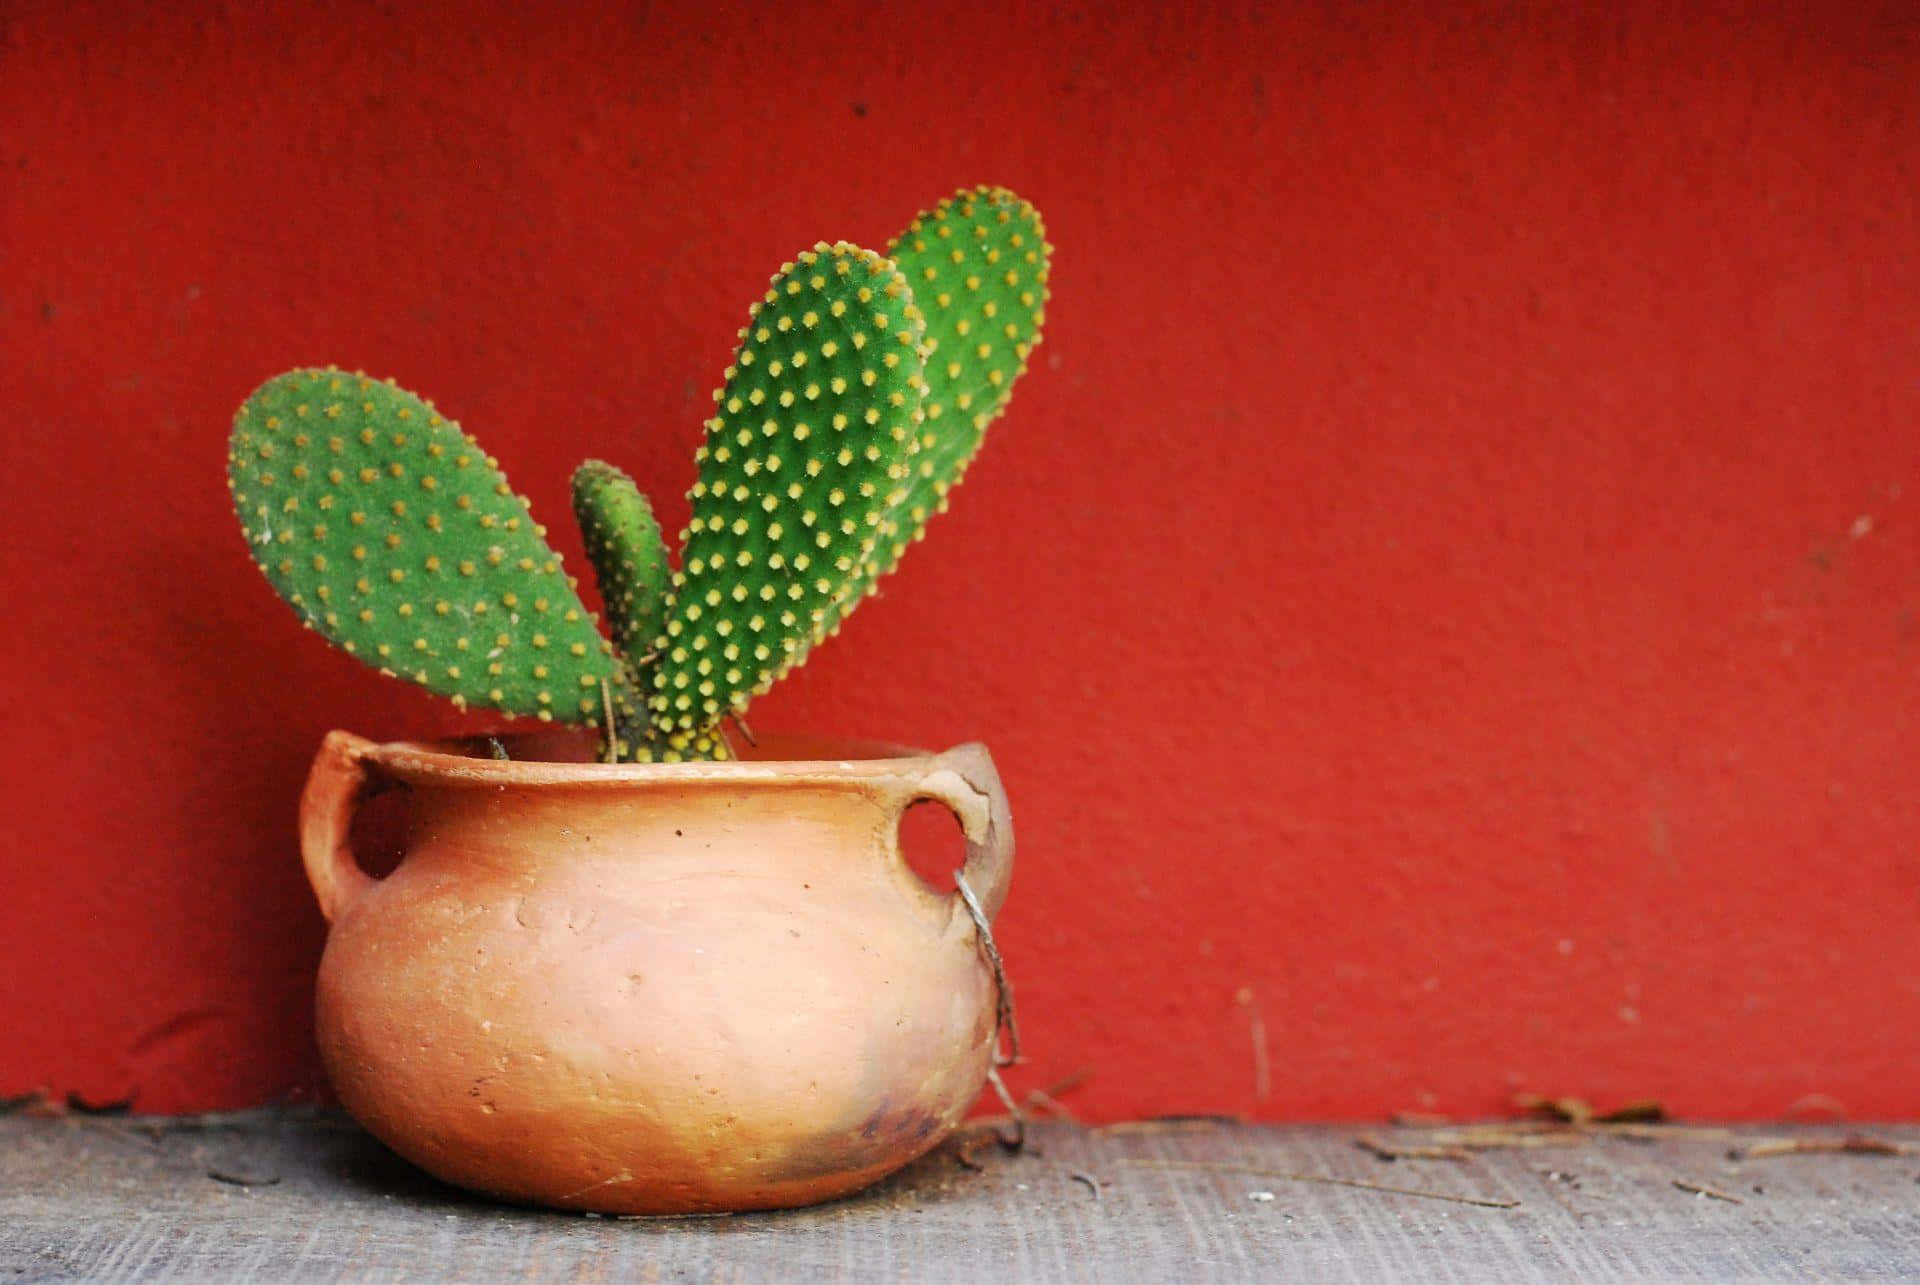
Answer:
299;730;1013;1215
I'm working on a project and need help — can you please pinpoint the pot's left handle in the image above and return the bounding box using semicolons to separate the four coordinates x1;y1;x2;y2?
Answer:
299;730;384;924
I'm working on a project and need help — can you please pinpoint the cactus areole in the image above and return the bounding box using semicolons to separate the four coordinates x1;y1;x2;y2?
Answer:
228;188;1050;762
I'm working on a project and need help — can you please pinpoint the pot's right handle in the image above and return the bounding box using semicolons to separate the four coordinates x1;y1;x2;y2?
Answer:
909;743;1015;921
298;730;385;924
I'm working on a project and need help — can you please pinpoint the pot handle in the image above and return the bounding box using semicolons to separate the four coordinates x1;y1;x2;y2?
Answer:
910;743;1015;921
298;730;385;924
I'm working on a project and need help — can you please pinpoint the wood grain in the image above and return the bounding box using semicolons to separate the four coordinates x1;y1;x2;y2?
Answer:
3;1113;1918;1281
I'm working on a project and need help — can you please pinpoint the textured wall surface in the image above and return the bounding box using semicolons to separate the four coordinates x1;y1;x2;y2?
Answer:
2;0;1916;1118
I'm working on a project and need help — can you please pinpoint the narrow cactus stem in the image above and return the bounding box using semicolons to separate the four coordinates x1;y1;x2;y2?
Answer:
571;460;670;666
570;460;677;762
644;241;929;759
227;368;616;722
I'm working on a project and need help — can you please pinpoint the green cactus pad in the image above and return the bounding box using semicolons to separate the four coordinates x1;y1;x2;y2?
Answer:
571;459;670;663
570;459;682;762
876;186;1049;564
227;368;616;721
810;188;1050;641
647;241;929;745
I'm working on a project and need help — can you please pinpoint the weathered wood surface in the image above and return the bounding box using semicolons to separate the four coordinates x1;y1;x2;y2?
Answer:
3;1112;1919;1281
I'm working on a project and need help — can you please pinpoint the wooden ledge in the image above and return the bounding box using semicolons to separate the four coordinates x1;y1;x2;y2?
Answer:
4;1111;1918;1280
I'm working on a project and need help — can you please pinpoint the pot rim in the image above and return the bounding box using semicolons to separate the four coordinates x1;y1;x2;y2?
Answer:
347;730;975;791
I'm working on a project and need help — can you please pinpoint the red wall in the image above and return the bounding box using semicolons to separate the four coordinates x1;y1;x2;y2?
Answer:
4;1;1917;1120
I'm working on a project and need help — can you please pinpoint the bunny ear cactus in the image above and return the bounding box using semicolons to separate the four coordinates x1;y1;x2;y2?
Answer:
640;193;1051;759
569;460;670;670
228;370;619;723
641;241;929;755
568;460;673;759
853;185;1050;603
229;186;1050;764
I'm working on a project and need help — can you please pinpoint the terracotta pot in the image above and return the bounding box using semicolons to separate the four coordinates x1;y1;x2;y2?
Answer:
298;729;1014;1214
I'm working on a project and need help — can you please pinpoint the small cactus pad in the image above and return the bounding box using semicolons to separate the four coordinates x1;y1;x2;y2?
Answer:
648;241;929;742
874;186;1048;569
571;460;670;663
228;368;616;721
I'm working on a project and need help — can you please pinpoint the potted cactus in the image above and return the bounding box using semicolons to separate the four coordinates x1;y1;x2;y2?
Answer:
227;187;1049;1214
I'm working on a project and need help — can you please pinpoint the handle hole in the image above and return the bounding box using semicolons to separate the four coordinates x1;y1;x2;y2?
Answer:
345;781;413;879
899;798;966;895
